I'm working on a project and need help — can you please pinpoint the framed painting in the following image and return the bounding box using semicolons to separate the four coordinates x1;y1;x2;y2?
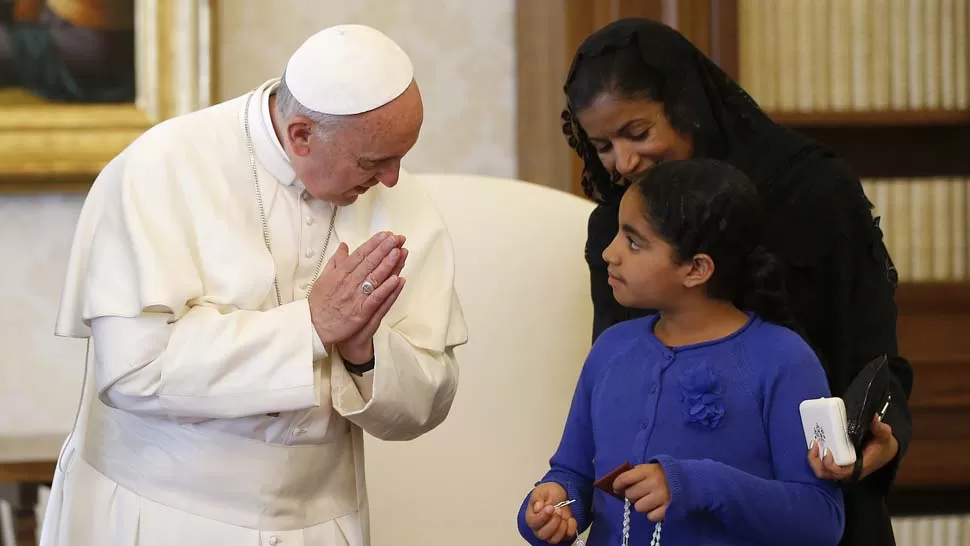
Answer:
0;0;216;191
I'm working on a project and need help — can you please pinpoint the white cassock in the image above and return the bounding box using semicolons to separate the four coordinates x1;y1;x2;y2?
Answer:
41;77;467;546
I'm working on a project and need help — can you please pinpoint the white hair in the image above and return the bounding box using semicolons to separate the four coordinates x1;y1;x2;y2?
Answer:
275;76;345;138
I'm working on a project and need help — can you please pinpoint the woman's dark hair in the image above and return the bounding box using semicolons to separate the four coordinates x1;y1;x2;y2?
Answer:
634;158;795;329
565;43;713;158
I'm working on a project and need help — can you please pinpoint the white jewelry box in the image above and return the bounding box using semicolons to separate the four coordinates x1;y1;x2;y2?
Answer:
799;397;857;466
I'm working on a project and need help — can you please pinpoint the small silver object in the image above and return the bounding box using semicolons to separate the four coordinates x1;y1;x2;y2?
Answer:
361;280;375;295
560;497;659;546
877;393;892;422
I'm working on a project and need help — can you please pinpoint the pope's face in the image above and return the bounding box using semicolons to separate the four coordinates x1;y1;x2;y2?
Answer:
290;81;423;205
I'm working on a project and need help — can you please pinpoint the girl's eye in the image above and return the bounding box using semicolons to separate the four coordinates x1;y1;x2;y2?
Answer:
627;236;641;251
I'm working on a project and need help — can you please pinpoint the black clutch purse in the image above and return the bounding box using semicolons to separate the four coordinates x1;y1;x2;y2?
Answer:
842;355;893;453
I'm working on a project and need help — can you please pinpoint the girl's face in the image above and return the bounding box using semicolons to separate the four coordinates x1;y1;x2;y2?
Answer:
576;92;694;181
602;189;694;309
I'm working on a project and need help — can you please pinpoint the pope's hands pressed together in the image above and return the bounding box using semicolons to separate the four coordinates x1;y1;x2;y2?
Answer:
308;230;409;363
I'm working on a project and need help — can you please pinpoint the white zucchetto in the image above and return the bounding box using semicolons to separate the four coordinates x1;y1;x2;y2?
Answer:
283;24;414;116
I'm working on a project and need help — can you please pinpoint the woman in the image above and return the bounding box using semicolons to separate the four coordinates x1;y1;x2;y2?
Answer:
561;18;912;546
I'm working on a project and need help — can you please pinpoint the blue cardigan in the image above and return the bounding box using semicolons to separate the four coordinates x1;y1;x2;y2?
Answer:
517;314;845;546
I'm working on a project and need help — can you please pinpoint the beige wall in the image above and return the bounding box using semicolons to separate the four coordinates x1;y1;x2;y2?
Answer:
0;1;516;439
0;194;87;437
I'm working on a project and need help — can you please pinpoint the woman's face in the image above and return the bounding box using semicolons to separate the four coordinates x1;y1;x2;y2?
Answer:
576;92;694;180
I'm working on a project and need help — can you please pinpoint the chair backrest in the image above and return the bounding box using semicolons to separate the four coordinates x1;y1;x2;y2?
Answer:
363;173;596;546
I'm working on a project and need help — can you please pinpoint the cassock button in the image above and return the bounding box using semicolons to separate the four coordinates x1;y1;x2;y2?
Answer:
650;384;658;393
268;536;281;546
305;248;314;258
295;427;308;435
305;216;314;226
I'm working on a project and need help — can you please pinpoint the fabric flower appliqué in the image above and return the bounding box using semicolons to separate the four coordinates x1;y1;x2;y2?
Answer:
679;361;725;429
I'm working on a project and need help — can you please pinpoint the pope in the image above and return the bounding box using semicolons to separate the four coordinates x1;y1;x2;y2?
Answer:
41;24;467;546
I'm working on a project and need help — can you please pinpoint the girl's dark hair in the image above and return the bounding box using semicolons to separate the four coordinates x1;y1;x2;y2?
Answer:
634;158;795;329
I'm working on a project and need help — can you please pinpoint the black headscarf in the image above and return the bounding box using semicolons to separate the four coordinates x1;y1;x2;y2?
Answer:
562;18;831;206
566;18;900;381
565;18;882;295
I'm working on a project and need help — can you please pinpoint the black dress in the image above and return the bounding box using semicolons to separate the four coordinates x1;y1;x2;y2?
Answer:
568;18;914;546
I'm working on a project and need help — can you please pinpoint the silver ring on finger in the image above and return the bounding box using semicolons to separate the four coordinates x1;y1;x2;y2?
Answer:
361;280;375;295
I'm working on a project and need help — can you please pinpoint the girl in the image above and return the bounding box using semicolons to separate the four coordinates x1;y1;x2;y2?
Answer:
518;159;844;546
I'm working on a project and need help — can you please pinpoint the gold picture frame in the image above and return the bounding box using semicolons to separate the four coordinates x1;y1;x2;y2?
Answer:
0;0;217;192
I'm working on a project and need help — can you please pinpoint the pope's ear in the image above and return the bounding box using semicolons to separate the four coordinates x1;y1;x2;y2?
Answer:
286;117;316;157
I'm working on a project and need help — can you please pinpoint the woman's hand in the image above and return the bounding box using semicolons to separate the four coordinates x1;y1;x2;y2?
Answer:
807;415;899;481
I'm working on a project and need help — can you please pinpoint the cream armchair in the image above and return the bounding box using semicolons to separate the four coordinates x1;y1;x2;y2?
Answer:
363;174;596;546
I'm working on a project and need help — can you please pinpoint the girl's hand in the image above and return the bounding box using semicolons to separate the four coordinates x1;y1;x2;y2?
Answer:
613;463;671;522
525;482;578;544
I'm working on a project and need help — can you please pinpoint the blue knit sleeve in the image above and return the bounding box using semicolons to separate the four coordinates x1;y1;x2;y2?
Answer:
652;335;845;546
517;351;599;545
